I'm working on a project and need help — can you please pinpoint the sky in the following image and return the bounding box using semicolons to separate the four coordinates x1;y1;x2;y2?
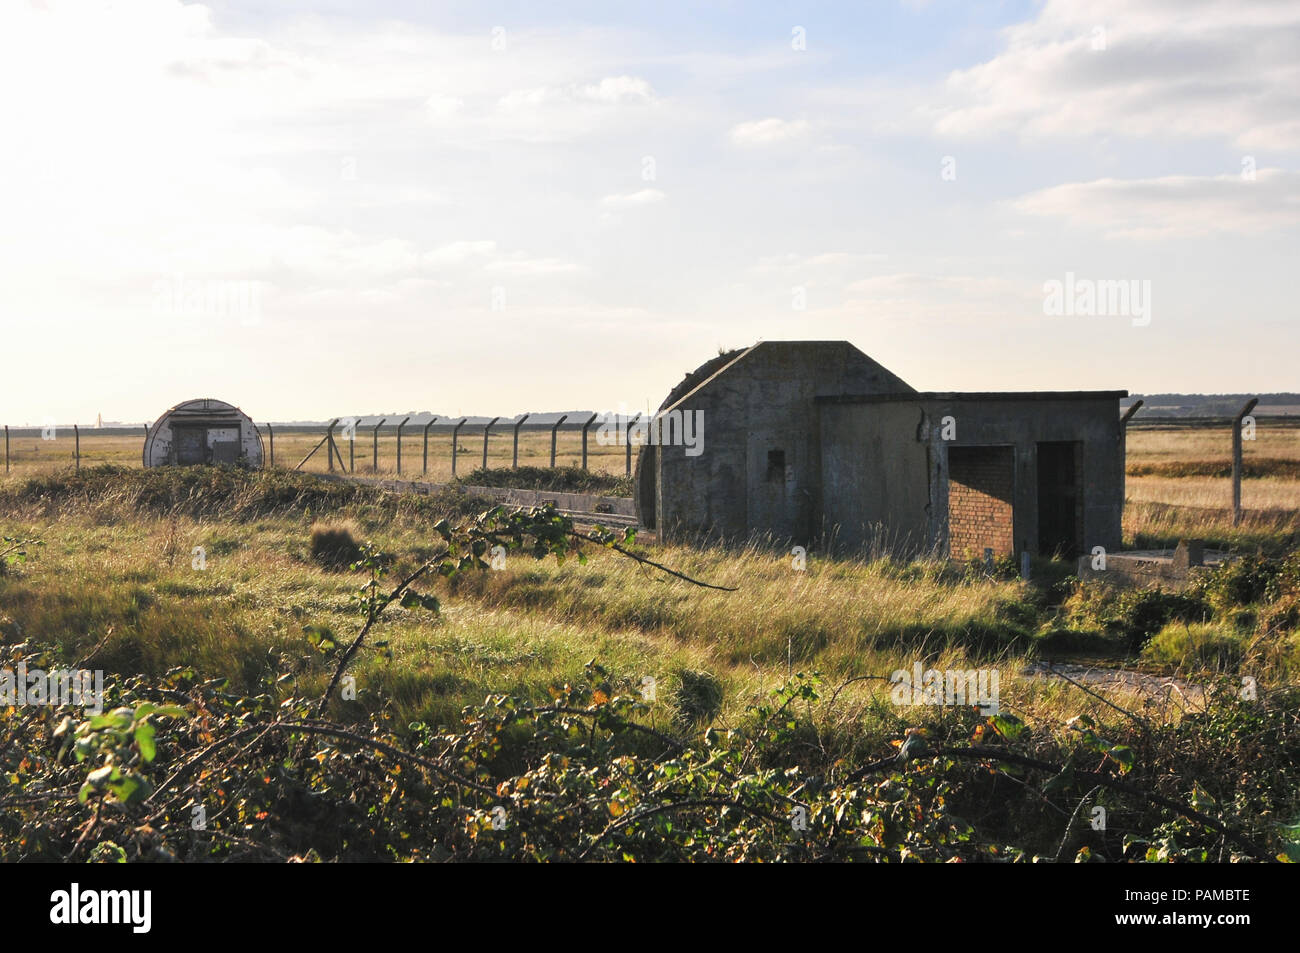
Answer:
1;0;1297;425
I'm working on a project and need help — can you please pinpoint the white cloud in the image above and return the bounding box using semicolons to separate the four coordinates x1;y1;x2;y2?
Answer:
730;118;811;146
934;0;1300;150
578;75;656;104
484;257;585;277
841;273;1041;324
752;251;888;273
601;189;666;209
423;241;498;267
425;93;464;120
1014;168;1300;239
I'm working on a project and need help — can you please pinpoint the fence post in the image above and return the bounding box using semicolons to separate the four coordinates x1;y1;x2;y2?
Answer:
550;415;568;468
333;420;349;470
371;419;386;474
326;419;337;472
512;414;529;468
423;417;438;476
625;413;642;476
395;417;410;475
1233;397;1259;526
451;418;467;477
580;413;598;470
266;423;274;467
482;417;500;472
4;425;8;473
74;424;80;471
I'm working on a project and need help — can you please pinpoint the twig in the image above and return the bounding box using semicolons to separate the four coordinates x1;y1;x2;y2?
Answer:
1039;662;1153;733
1054;784;1101;862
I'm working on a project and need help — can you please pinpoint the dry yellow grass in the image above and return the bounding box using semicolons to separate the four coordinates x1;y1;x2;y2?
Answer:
1;429;633;480
1127;475;1300;510
1127;423;1300;466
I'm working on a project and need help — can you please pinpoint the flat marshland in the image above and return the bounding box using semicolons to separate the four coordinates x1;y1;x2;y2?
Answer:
1;423;1298;862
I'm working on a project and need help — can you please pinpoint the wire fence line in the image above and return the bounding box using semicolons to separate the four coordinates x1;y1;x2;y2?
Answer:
1;412;655;479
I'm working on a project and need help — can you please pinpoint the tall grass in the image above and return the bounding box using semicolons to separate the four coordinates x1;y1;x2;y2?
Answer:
1;465;1295;742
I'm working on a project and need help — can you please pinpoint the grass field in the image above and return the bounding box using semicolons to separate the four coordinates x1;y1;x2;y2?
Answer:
1;427;634;481
2;425;1298;861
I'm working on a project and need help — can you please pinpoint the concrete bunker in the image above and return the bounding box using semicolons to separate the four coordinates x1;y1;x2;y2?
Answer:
143;398;264;468
638;341;1126;562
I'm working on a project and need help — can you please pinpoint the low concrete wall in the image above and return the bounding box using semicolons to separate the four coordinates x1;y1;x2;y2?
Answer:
1076;547;1232;589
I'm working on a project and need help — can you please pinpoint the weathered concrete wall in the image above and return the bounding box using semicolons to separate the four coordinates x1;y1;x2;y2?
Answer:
819;401;930;555
656;341;914;544
818;393;1124;557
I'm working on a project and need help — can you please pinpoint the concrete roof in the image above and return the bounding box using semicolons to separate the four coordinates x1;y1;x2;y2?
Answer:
815;390;1129;403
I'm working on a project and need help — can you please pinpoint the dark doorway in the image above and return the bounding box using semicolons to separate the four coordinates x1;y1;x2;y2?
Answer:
1037;441;1082;558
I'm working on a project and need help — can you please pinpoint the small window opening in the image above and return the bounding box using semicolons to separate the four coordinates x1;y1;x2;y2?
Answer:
767;449;786;482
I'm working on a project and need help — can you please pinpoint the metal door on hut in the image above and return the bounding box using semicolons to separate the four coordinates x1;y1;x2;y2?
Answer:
173;427;206;465
208;427;240;464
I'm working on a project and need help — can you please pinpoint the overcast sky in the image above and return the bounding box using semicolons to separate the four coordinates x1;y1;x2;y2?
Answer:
2;0;1297;424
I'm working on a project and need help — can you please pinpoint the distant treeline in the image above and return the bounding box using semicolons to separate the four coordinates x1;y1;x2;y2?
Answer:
1125;394;1300;416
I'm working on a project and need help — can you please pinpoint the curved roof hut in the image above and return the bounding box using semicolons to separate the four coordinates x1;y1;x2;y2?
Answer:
143;398;264;468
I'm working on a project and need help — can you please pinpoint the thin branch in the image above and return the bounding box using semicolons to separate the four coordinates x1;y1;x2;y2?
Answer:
569;530;739;591
1054;784;1102;863
316;552;444;717
1037;662;1153;733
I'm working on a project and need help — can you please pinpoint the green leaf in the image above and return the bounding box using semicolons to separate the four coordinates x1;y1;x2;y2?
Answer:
990;714;1025;741
1189;782;1217;812
303;625;337;653
134;722;157;763
108;773;152;807
1107;745;1135;773
89;708;133;731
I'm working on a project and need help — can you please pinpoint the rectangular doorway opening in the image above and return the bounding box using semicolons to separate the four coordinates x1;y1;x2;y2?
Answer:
1037;441;1082;558
947;446;1015;560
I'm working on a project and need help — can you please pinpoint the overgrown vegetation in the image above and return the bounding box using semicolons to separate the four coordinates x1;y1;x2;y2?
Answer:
457;465;634;498
1;465;1298;862
309;521;363;571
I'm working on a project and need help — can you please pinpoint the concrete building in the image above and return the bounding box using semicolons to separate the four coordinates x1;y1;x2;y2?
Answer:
636;341;1126;560
143;398;264;468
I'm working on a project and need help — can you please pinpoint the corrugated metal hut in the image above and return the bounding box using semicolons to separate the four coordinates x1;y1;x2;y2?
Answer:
143;398;263;468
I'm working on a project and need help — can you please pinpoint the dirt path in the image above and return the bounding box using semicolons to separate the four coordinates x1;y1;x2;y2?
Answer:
1021;660;1208;712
